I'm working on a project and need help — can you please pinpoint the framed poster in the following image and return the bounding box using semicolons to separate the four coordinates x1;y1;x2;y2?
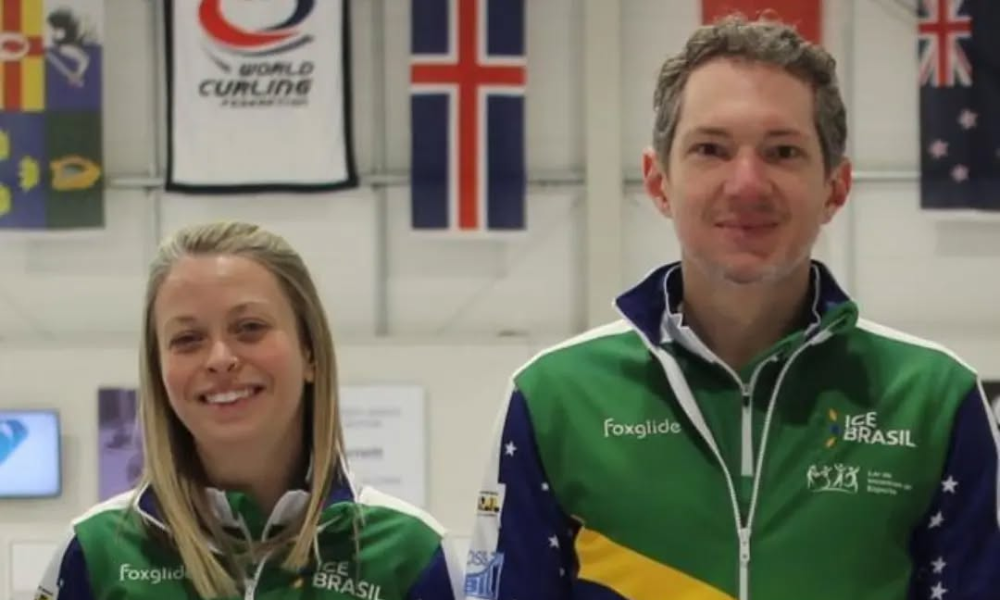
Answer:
97;387;142;500
340;384;426;508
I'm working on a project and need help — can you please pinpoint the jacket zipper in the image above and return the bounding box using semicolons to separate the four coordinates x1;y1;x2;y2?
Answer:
715;356;777;599
244;515;281;599
715;358;778;479
738;527;751;600
740;340;821;598
651;335;825;600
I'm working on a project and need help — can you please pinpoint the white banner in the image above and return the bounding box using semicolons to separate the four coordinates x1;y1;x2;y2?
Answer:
341;385;427;508
165;0;357;192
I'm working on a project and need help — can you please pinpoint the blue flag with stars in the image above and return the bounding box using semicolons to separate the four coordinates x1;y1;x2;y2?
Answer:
919;0;1000;210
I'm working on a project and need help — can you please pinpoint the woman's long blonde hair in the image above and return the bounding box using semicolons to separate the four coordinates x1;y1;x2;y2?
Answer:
135;221;346;597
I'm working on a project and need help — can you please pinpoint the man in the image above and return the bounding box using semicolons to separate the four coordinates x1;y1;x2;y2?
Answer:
463;15;1000;600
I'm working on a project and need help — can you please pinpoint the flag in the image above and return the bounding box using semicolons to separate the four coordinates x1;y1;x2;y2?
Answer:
701;0;822;44
164;0;357;193
0;0;104;230
410;0;527;234
919;0;1000;211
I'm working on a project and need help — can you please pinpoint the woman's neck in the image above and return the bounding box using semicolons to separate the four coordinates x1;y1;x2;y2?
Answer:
197;434;306;515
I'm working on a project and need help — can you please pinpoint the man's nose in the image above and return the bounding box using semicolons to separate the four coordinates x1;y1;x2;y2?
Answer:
722;149;773;202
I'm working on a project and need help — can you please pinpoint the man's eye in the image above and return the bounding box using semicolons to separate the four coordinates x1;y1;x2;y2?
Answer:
692;143;723;157
770;145;803;160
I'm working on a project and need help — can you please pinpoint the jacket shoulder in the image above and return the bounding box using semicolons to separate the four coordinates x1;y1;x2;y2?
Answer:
515;320;643;391
853;319;978;381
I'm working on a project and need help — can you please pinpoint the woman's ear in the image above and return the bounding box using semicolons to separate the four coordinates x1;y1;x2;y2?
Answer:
303;348;315;383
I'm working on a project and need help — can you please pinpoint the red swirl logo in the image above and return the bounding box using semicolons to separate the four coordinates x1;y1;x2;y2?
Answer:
198;0;314;56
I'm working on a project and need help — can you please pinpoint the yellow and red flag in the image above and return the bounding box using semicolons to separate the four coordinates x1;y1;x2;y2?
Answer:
1;0;45;111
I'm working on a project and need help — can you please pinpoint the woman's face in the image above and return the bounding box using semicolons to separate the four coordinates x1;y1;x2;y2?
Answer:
153;254;313;460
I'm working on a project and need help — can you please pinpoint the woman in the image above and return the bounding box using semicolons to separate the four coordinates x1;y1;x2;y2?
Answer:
37;221;462;599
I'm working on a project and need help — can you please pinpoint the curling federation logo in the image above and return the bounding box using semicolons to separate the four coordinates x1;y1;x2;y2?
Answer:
196;0;317;108
199;0;314;57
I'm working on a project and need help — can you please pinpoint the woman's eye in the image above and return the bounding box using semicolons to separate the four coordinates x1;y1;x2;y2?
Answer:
237;321;267;335
170;333;201;349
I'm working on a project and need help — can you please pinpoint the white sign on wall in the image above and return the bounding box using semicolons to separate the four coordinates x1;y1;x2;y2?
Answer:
10;541;57;600
340;385;427;508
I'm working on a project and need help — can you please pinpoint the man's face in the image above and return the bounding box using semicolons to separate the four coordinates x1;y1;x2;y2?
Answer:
643;58;850;285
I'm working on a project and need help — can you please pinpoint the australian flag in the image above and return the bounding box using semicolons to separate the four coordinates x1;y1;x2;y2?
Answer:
410;0;527;233
919;0;1000;210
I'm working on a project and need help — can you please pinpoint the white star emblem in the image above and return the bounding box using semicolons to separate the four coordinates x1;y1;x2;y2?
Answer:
548;535;559;548
929;511;944;528
958;109;978;130
931;582;947;599
504;441;517;456
941;476;958;494
928;140;949;159
541;482;550;491
932;557;947;574
951;164;969;182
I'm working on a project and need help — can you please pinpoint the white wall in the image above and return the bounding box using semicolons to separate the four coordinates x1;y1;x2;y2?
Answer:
2;0;1000;595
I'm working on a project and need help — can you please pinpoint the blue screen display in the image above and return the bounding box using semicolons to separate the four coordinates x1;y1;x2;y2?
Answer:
0;410;61;498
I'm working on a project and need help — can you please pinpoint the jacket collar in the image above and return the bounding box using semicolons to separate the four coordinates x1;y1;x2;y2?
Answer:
614;259;857;362
133;457;357;542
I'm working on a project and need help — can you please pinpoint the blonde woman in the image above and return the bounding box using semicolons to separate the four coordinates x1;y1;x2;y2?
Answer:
37;222;462;599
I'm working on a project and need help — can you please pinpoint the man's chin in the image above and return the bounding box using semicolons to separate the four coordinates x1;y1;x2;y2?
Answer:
716;261;788;286
685;252;808;287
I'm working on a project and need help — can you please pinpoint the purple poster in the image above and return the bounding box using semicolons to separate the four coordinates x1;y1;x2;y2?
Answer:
97;387;142;501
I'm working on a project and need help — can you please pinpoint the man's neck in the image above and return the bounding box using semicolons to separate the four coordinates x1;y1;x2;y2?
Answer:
197;433;305;516
680;261;812;371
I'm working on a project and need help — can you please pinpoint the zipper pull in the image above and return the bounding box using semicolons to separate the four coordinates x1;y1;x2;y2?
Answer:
738;527;751;565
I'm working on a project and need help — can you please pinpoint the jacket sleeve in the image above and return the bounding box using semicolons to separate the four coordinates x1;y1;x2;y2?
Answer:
464;386;576;600
908;381;1000;600
407;536;465;600
36;529;95;600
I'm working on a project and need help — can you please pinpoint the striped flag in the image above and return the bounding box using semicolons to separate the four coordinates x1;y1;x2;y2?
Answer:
0;0;45;112
701;0;822;44
410;0;527;234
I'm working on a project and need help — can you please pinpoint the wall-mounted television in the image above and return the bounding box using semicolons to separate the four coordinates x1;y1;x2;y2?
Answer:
0;410;62;498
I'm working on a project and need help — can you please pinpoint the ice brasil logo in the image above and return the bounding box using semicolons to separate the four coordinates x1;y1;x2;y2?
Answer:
825;409;916;448
199;0;315;57
0;419;28;466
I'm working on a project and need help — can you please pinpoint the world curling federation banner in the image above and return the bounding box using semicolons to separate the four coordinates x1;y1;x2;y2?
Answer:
165;0;357;193
0;0;105;230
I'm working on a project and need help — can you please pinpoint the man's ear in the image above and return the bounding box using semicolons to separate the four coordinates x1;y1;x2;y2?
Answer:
822;157;852;223
642;147;673;218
